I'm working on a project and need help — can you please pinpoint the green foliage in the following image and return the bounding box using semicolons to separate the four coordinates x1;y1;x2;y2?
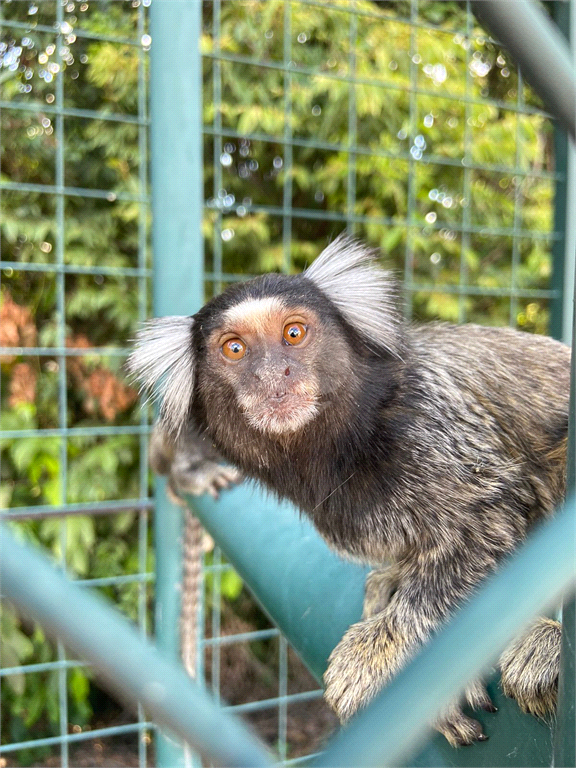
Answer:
0;0;560;756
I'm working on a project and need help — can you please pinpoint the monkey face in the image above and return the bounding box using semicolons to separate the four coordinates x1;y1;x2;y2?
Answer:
129;236;402;442
200;294;352;436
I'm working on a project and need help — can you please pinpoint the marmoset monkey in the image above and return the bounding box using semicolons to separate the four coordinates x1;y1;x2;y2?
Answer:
129;235;570;746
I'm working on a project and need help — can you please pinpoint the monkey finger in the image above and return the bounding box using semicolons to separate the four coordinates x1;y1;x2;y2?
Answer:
219;466;242;484
207;489;220;500
464;680;496;713
214;474;233;489
435;706;488;747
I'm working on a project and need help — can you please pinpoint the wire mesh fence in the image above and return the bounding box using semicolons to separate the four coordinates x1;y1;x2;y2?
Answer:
1;1;153;765
0;0;571;766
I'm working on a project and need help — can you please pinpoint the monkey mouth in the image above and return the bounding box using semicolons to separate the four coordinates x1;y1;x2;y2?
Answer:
243;393;319;435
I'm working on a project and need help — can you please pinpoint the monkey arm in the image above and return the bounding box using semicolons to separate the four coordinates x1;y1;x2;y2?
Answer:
324;544;501;745
149;422;241;503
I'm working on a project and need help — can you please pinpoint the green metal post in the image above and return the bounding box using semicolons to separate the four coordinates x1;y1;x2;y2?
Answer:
550;1;576;347
189;489;368;681
471;0;575;142
150;2;204;765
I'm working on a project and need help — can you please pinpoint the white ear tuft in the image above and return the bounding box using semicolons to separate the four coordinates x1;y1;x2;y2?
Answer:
127;316;195;436
304;233;402;358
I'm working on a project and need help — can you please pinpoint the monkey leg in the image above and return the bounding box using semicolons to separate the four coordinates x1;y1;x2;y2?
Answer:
499;618;561;718
325;551;497;746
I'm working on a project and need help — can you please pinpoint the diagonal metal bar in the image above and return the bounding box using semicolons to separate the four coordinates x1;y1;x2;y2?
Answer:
313;496;576;768
0;524;273;768
471;0;575;142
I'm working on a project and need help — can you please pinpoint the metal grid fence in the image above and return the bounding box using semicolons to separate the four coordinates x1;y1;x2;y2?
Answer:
0;0;572;766
0;1;153;765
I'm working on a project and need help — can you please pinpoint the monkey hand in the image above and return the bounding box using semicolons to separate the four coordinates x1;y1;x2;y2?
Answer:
499;618;560;718
168;456;241;502
149;422;242;504
324;612;494;747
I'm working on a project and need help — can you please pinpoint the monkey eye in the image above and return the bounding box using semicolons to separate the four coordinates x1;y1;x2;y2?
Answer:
283;322;307;346
222;337;247;361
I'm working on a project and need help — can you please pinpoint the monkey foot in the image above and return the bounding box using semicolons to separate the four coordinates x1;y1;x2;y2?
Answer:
500;618;560;718
436;708;488;747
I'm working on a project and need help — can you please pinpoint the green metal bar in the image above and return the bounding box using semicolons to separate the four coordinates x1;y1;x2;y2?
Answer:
282;0;293;275
54;3;69;759
0;660;87;677
313;497;576;768
550;125;576;344
73;573;154;588
0;345;136;355
228;689;322;715
0;499;153;520
278;635;289;761
346;2;358;236
0;524;273;768
0;99;148;124
550;0;576;347
201;124;563;180
203;628;279;647
137;0;151;743
508;70;524;327
471;0;576;141
0;180;147;201
206;199;563;239
200;272;560;298
0;263;151;276
188;488;367;685
457;2;473;324
200;50;556;119
150;1;204;765
0;18;142;46
0;723;155;755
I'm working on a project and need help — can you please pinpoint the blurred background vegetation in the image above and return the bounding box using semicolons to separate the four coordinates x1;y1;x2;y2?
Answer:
0;0;563;763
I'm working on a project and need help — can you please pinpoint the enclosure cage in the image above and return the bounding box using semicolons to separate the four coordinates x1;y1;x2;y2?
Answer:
0;1;575;767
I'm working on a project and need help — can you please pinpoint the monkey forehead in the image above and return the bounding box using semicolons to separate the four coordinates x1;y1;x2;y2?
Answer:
214;296;313;339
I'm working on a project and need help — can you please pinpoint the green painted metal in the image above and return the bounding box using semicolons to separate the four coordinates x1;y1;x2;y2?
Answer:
0;723;155;755
149;1;204;765
0;524;274;768
549;3;575;347
471;0;576;142
188;488;368;681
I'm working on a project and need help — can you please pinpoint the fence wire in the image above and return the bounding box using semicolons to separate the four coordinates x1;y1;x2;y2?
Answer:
0;1;571;766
